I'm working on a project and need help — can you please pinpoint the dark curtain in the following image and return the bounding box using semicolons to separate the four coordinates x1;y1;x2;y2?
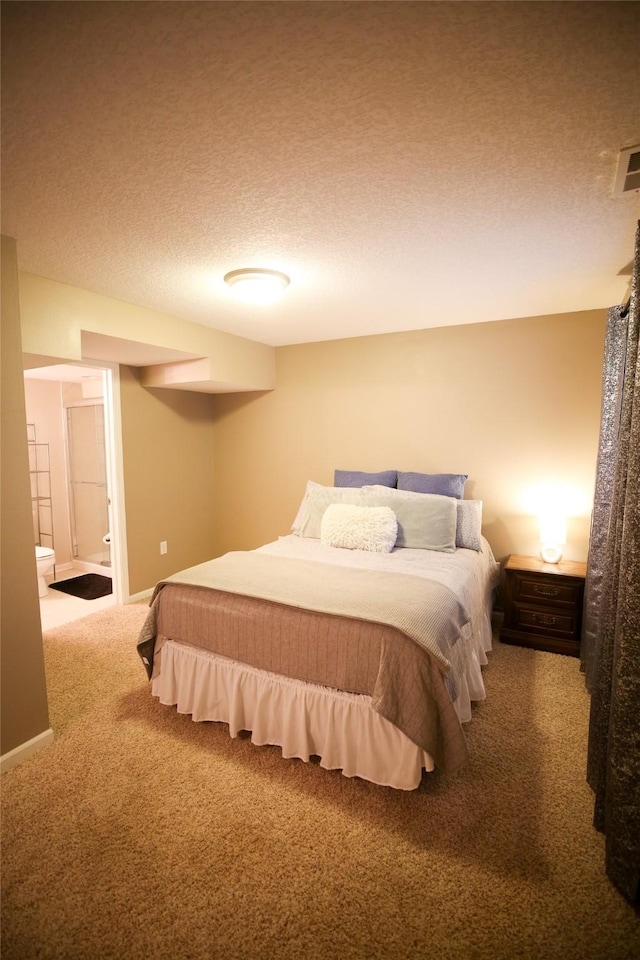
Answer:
580;305;628;689
583;220;640;909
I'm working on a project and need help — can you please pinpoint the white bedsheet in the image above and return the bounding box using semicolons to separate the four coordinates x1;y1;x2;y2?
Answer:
153;641;436;790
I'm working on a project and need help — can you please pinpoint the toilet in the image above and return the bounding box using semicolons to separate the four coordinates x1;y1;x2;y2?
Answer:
35;545;56;597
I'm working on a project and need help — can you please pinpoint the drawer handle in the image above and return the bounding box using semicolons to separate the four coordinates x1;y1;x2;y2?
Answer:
532;613;558;627
534;585;560;597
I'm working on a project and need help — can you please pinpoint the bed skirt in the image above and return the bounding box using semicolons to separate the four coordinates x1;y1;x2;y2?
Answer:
151;639;438;790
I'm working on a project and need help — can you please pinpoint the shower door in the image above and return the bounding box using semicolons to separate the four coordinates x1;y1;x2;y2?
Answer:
66;403;110;566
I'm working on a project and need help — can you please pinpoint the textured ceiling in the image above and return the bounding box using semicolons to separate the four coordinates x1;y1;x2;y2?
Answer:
2;1;639;347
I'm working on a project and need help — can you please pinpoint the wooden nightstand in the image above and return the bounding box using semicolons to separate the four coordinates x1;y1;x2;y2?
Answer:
500;554;587;657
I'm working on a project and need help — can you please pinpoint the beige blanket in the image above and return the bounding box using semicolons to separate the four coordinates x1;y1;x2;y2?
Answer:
147;551;470;672
138;551;472;772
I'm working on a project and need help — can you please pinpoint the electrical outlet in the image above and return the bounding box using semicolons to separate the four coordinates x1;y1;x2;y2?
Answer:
160;541;167;555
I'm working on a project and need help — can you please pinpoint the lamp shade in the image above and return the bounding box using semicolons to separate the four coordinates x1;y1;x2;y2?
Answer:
539;513;567;563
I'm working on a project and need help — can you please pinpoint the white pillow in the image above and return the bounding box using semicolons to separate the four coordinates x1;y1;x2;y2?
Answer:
320;503;398;553
360;486;457;552
294;483;367;538
455;500;483;551
291;480;321;533
364;485;483;551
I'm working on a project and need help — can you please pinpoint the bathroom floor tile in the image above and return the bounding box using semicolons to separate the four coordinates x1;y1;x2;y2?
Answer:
39;569;116;631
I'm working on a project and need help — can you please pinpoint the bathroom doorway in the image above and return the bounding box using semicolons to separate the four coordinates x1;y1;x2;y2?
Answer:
23;360;127;622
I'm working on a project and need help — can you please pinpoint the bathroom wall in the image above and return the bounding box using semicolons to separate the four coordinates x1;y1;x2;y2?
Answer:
23;375;107;569
23;379;73;565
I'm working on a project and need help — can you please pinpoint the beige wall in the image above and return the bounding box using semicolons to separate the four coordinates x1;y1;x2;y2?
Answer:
19;272;275;392
211;310;606;563
1;237;51;758
119;366;217;595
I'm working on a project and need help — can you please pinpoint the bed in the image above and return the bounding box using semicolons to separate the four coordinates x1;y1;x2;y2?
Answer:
137;475;500;790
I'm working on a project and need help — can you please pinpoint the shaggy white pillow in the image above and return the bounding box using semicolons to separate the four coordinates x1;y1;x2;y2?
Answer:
320;503;398;553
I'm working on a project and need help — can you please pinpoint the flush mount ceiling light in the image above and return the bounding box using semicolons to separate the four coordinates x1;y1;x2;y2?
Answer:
223;267;290;305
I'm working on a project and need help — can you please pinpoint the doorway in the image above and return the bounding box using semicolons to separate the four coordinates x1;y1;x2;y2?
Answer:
23;360;127;626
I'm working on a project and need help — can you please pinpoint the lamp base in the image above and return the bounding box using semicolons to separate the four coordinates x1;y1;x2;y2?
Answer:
540;545;563;564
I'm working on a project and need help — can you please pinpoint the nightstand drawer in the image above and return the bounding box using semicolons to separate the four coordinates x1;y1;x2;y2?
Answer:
513;575;582;609
511;603;578;640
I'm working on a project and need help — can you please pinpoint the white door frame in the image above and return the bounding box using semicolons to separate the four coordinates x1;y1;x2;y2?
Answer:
97;360;129;603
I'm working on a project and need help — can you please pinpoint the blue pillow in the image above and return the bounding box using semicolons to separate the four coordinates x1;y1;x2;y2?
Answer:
397;471;468;499
334;469;398;488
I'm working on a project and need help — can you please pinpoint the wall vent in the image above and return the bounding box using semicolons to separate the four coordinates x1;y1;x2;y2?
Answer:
613;144;640;197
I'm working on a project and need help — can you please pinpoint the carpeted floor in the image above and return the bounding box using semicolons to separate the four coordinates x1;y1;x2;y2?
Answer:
1;604;639;960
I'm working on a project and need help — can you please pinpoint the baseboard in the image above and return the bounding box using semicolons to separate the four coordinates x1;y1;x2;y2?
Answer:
49;560;112;582
1;727;55;774
72;560;113;578
126;588;154;604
